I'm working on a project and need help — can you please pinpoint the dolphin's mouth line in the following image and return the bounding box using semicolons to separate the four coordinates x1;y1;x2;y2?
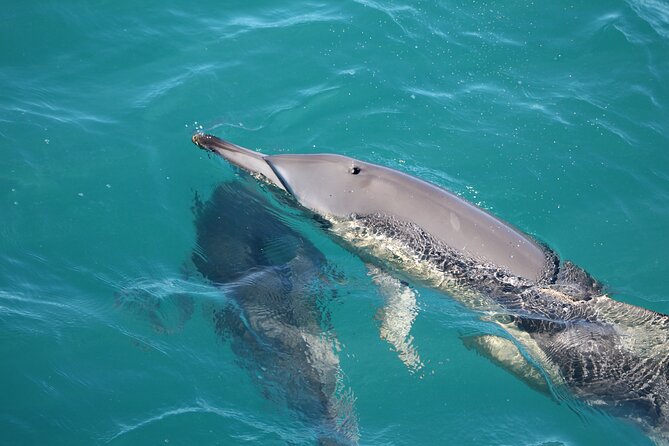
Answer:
191;133;208;151
191;132;243;155
191;133;215;152
263;157;293;195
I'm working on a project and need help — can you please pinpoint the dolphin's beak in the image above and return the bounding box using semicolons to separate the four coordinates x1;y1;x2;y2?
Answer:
192;133;286;191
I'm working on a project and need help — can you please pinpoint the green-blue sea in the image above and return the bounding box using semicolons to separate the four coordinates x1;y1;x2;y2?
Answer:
2;1;669;445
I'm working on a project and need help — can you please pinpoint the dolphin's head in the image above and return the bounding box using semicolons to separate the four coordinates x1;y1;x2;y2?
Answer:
192;133;389;218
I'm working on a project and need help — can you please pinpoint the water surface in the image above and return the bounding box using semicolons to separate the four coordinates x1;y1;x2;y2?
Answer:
2;1;669;444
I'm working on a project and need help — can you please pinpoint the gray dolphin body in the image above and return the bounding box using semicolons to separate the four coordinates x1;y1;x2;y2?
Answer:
192;134;669;441
192;182;358;445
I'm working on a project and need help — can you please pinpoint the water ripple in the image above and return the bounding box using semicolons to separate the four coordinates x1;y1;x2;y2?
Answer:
626;0;669;39
586;11;650;45
0;289;81;330
133;63;220;108
105;398;307;444
406;86;454;101
193;6;347;40
461;30;524;47
351;0;418;39
5;99;117;129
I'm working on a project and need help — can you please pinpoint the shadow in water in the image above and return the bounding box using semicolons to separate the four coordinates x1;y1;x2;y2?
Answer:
191;181;358;445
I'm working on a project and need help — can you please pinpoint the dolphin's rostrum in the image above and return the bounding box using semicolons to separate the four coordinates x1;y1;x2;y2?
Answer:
192;133;669;443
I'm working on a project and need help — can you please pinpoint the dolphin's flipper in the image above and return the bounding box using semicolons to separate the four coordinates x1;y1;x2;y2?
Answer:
463;334;550;394
368;266;423;373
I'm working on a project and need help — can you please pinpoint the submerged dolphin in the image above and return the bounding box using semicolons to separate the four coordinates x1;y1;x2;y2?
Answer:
191;182;358;445
191;133;669;442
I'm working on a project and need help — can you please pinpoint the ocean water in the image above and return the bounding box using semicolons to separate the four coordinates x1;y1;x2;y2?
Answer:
2;0;669;445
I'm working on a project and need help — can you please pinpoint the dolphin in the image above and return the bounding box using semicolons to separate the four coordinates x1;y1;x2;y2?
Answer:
191;133;669;442
191;181;358;445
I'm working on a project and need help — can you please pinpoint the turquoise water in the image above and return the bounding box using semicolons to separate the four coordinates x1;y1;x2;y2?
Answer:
2;1;669;444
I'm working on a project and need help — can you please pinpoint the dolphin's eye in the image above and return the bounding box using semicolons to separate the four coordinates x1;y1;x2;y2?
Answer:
350;166;361;175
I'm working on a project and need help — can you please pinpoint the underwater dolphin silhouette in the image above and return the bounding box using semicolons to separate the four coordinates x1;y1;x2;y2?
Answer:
192;133;669;443
192;182;358;445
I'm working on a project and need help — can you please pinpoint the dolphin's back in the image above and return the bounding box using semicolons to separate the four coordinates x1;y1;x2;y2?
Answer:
266;154;554;282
